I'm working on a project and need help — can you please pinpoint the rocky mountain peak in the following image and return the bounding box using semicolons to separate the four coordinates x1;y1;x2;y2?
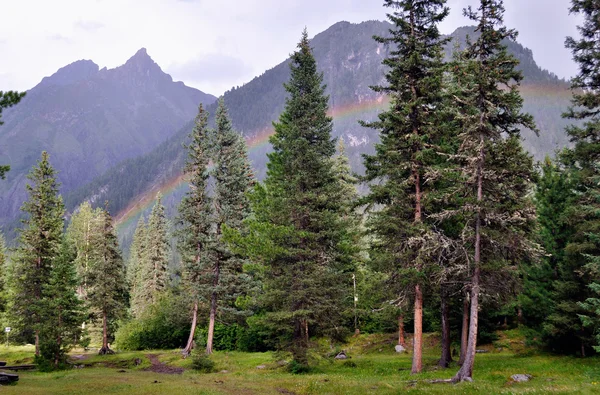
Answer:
38;59;99;89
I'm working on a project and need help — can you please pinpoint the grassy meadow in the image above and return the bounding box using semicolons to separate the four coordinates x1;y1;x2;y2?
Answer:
0;331;599;394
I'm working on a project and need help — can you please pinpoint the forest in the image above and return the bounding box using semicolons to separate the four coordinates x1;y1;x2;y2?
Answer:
0;0;599;392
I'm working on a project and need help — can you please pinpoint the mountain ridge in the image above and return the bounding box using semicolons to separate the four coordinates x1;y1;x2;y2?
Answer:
0;48;217;232
61;21;574;250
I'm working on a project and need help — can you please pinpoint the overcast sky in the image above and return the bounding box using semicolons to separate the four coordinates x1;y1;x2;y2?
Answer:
0;0;581;96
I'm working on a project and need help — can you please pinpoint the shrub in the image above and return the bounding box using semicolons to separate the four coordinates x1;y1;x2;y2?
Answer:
115;292;190;350
191;353;216;373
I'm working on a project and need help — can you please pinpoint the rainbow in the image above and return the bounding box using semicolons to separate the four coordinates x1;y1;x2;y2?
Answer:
114;95;390;231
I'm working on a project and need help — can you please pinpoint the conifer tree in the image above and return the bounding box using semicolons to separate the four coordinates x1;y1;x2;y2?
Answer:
361;0;450;374
204;99;254;354
520;158;573;337
87;205;128;355
67;202;103;299
0;233;7;315
446;0;538;381
560;0;600;354
177;104;214;357
128;216;148;319
233;30;350;368
38;238;85;369
11;151;64;356
138;194;170;311
0;90;26;179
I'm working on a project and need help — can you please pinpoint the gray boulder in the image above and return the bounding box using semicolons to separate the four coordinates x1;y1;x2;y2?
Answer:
511;374;532;382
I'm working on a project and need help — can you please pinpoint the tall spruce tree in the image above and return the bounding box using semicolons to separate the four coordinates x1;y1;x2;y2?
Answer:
138;194;170;310
87;205;128;355
361;0;450;374
128;216;148;319
233;30;349;368
177;104;214;357
446;0;538;381
520;159;573;341
11;151;64;356
37;238;85;369
204;99;254;354
560;0;600;355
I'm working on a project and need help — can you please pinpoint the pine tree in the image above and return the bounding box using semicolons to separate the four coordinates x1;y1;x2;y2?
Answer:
87;205;128;355
128;216;148;319
37;238;85;369
361;0;450;374
560;0;600;354
446;0;538;381
234;30;350;368
11;151;64;356
138;194;170;310
205;99;254;354
177;104;214;357
0;90;26;179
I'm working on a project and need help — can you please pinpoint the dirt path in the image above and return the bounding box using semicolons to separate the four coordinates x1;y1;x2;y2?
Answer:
144;354;184;374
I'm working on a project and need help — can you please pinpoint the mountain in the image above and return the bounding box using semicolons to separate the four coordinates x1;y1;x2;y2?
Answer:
2;21;574;245
0;48;217;230
66;20;573;234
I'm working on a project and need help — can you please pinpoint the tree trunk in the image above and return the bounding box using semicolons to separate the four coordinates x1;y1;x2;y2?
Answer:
35;331;40;357
293;318;308;366
55;311;62;368
398;315;406;347
411;284;423;374
439;289;452;368
453;132;485;382
459;293;469;366
182;301;198;357
303;319;309;344
206;293;217;355
206;262;221;355
98;309;113;355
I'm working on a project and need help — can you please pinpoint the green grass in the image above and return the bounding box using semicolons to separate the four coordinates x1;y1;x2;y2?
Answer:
0;333;599;394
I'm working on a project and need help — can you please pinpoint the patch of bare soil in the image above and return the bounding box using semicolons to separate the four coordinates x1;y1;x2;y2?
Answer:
144;354;184;374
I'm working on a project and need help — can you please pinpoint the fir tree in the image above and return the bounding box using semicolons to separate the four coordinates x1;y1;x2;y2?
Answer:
37;238;85;370
561;0;600;354
87;205;128;355
138;194;170;310
446;0;538;381
233;30;350;368
0;232;7;314
520;158;573;339
205;99;254;354
11;151;64;356
360;0;450;374
128;216;148;319
177;104;214;357
67;201;103;300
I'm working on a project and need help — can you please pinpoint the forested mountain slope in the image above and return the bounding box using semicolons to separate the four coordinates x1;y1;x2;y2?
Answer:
0;48;216;231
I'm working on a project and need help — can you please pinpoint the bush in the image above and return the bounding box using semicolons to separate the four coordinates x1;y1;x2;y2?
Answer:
191;353;216;373
195;319;272;352
287;360;311;374
115;292;190;350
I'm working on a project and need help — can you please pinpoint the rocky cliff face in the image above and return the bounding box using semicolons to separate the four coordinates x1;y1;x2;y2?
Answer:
0;49;216;228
